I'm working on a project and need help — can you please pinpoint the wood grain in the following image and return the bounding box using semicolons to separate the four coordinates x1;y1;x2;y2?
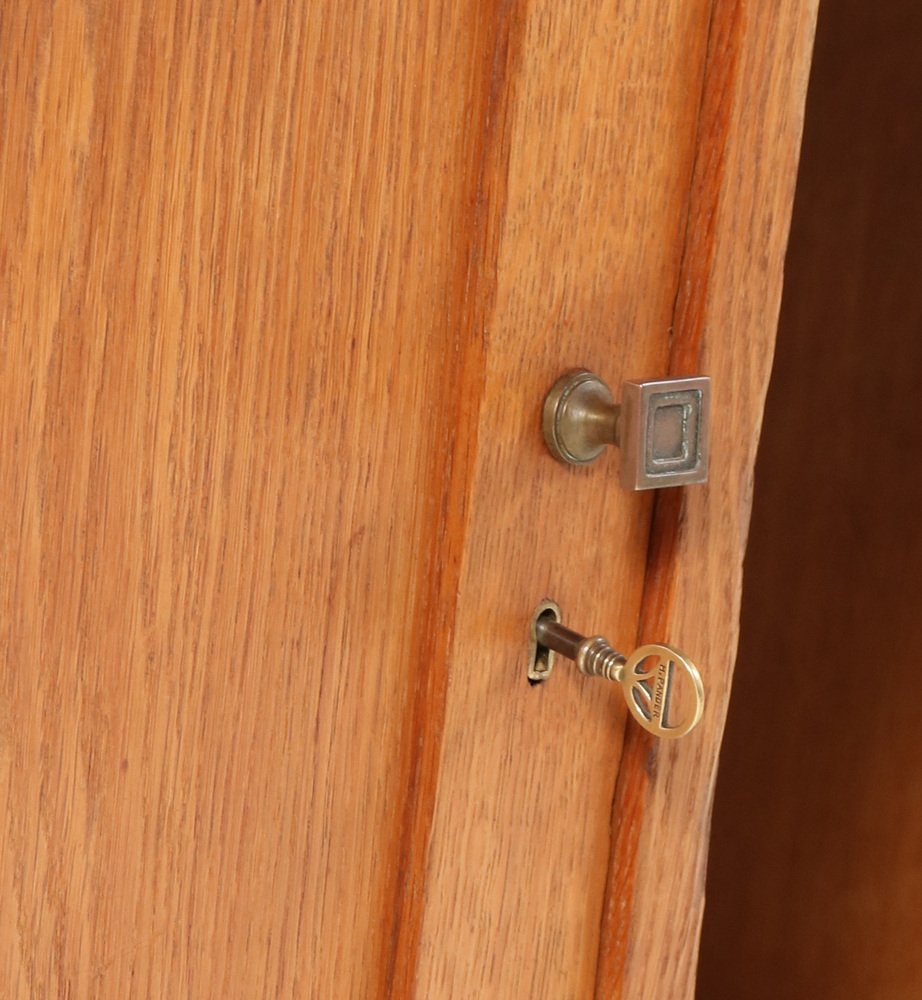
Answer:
595;0;749;987
413;0;715;995
700;0;922;995
0;1;817;997
0;3;500;996
592;0;819;997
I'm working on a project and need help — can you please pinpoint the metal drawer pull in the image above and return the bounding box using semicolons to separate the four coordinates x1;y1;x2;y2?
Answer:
542;369;710;490
527;601;704;739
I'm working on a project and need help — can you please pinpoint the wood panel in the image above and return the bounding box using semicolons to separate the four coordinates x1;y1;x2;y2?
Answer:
0;3;498;996
414;0;713;993
413;0;817;998
699;0;922;996
597;1;819;996
0;0;818;997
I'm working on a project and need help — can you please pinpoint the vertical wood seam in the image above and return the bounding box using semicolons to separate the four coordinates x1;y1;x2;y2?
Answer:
592;1;745;994
380;2;526;995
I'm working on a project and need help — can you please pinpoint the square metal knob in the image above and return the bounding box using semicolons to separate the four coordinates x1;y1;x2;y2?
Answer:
542;370;710;490
620;376;709;489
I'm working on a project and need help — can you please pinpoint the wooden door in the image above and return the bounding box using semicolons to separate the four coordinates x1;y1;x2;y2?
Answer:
1;2;815;997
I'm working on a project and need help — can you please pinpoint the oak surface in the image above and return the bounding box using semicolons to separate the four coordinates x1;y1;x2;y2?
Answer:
607;1;819;996
1;3;494;996
1;1;816;997
414;0;713;994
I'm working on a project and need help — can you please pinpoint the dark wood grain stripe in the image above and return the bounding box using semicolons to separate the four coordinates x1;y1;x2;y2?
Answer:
593;1;745;994
380;2;527;994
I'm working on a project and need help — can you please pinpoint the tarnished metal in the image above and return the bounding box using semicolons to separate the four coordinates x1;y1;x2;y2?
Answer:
529;608;705;740
542;369;619;465
526;600;562;683
542;369;710;490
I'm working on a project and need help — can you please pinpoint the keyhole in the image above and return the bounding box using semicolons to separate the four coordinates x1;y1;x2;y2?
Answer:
527;600;562;685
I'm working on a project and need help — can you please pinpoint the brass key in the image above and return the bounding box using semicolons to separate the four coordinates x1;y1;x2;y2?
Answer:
527;601;704;739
